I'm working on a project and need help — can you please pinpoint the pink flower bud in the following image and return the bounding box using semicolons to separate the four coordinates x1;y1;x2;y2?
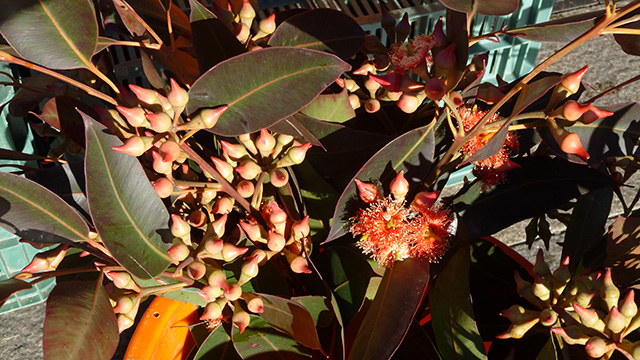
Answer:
238;255;260;285
352;62;376;76
208;269;229;291
395;13;410;43
355;179;380;203
211;214;227;238
365;98;381;113
113;296;136;314
170;214;191;238
424;78;446;101
236;159;262;180
244;293;264;313
152;150;173;175
284;250;311;274
578;106;613;125
550;326;589;345
22;245;68;273
539;308;558;327
265;232;285;253
199;285;224;303
434;43;456;70
153;177;174;198
411;191;439;210
168;79;188;109
159;140;181;163
129;84;159;105
167;243;190;263
432;18;447;48
222;243;249;262
269;168;289;188
203;236;224;256
237;180;255;198
349;94;361;110
268;201;287;226
548;123;590;161
291;216;310;240
116;106;146;127
200;106;228;128
256;129;276;157
220;140;248;161
286;143;312;165
368;73;423;93
499;304;538;323
602;268;620;311
232;307;251;333
106;271;138;291
558;100;591;121
239;221;264;241
145;112;172;133
200;299;224;321
187;260;207;280
561;65;588;94
210;156;234;182
397;93;421;113
225;282;242;301
112;136;153;157
584;337;613;358
117;314;135;333
213;197;234;214
390;171;409;201
620;290;637;319
573;302;602;329
258;13;276;34
606;306;626;333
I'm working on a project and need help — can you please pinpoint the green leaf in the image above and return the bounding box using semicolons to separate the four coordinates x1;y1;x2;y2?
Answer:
232;315;313;359
299;88;355;123
188;0;246;74
43;280;119;360
194;324;241;360
453;157;615;238
563;185;613;269
431;243;487;360
348;258;430;360
326;123;436;242
0;278;32;308
186;47;351;136
0;0;98;69
257;293;323;352
83;112;172;279
438;0;518;15
268;8;366;60
292;296;334;328
0;171;90;243
159;287;207;307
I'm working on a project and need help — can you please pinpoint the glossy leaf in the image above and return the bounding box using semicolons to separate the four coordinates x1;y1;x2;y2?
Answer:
504;11;603;43
300;88;355;123
0;171;90;243
112;0;146;37
326;123;435;242
186;47;351;136
348;258;430;360
83;113;172;279
270;115;324;148
536;335;558;360
606;216;640;288
438;0;518;16
453;157;615;238
614;8;640;56
0;0;98;69
257;293;323;352
293;296;334;328
562;185;613;270
26;162;89;220
126;0;191;35
194;323;241;360
0;278;32;308
446;9;469;72
43;280;119;360
232;315;313;359
268;9;366;60
431;242;487;360
188;0;246;74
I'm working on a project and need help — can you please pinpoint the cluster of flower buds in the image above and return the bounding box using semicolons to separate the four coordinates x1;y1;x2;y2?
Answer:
543;66;613;161
342;11;453;115
20;244;68;273
104;281;142;333
499;251;640;359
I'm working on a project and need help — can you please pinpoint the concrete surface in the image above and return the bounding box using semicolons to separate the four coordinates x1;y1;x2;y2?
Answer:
2;1;640;359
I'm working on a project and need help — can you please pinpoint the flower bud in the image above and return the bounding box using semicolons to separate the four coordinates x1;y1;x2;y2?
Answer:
210;157;234;182
283;249;311;274
364;99;381;113
232;306;251;333
553;256;571;292
395;13;410;43
236;180;255;198
620;290;637;319
258;13;276;35
145;112;172;133
222;243;249;262
200;299;225;321
157;94;174;117
578;106;614;125
225;282;242;301
291;216;310;240
200;106;229;129
584;336;613;358
368;73;423;93
449;92;463;107
353;62;376;76
601;268;620;311
364;76;382;98
236;159;262;180
158;140;181;163
434;43;456;70
561;65;588;95
106;271;139;291
556;100;591;121
499;305;539;324
113;295;136;314
255;129;276;158
390;171;409;201
551;326;589;345
199;285;224;303
573;302;605;331
112;136;153;157
496;318;539;339
348;94;361;110
239;221;264;242
22;245;68;273
116;106;147;128
117;314;135;333
355;179;381;203
220;140;248;161
286;143;312;165
424;78;446;101
152;150;173;175
188;209;207;228
208;269;229;291
532;275;551;302
168;78;188;110
243;293;264;313
267;231;286;252
396;93;421;113
167;243;190;263
153;177;174;198
211;214;227;238
238;255;260;285
548;121;590;160
129;84;159;106
269;168;289;188
213;197;234;214
539;308;558;327
606;306;627;333
187;260;206;280
170;214;191;238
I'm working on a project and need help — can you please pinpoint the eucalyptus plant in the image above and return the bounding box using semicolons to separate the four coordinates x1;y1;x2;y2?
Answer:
1;0;640;359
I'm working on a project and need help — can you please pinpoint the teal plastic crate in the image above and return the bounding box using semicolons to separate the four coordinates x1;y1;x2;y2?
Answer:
0;64;56;314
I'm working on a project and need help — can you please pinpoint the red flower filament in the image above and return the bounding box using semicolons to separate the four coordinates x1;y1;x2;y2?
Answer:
389;34;437;73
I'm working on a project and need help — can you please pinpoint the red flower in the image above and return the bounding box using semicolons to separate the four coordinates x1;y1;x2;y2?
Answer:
350;184;453;267
389;34;436;73
459;106;519;190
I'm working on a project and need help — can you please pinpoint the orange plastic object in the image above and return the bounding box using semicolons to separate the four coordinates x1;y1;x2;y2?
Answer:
124;296;199;360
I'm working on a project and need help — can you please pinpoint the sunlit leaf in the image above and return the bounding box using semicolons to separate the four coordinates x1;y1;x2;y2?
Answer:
348;258;430;360
438;0;518;15
326;123;435;243
83;113;172;279
0;171;90;243
453;157;615;238
232;315;313;359
186;47;350;136
0;278;32;308
431;242;487;360
299;88;355;123
126;0;191;35
257;293;323;352
43;280;119;360
606;216;640;288
268;8;366;60
194;323;241;360
293;296;334;328
504;10;602;43
0;0;98;69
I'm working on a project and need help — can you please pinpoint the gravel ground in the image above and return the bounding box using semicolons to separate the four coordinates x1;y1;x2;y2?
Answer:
2;1;640;359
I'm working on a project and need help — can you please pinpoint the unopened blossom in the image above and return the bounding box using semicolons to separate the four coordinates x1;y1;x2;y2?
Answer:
349;181;453;267
459;106;519;190
389;34;437;73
